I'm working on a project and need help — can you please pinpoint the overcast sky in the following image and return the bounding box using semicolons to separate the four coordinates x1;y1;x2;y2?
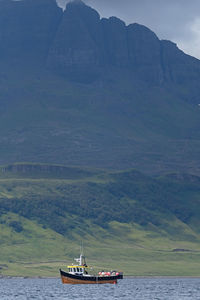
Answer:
57;0;200;59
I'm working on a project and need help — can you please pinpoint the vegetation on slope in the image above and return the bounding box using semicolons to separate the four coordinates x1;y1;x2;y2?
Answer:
0;163;200;276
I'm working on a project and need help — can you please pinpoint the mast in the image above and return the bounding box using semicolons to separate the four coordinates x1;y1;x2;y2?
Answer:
74;241;86;266
80;241;83;265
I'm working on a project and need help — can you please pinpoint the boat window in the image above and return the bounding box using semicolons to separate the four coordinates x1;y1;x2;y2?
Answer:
73;268;76;272
77;268;80;272
80;268;83;272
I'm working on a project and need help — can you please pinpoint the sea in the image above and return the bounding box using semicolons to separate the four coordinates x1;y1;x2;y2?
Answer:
0;277;200;299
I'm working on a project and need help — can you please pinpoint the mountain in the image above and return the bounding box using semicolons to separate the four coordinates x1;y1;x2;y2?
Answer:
0;0;200;175
1;0;200;277
0;162;200;276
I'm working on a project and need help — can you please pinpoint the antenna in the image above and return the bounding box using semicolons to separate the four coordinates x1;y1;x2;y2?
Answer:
80;240;84;256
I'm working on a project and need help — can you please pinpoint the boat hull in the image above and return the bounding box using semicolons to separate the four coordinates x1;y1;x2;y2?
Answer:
60;269;123;284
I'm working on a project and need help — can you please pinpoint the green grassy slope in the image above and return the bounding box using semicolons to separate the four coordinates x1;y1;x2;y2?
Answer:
0;163;200;276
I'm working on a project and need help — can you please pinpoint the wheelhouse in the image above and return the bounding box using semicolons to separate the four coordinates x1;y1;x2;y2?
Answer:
67;265;88;275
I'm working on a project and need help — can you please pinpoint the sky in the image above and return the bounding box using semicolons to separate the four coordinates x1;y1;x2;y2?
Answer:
57;0;200;59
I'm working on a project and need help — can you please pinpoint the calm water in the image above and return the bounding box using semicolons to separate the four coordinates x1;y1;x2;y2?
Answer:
0;278;200;299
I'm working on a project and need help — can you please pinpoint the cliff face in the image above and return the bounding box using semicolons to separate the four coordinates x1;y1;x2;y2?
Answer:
47;0;102;80
0;0;200;89
101;17;128;67
48;1;200;90
47;0;166;82
127;23;163;83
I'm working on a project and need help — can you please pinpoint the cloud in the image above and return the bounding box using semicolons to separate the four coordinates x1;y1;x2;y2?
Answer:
57;0;200;59
180;17;200;58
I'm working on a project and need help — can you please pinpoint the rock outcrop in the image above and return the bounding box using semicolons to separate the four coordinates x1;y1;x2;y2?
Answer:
127;23;163;83
47;0;102;81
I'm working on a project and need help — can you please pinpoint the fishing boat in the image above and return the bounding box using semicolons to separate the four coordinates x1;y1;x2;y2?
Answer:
60;252;123;284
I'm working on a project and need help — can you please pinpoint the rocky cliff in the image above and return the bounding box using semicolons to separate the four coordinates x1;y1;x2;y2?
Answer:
47;0;200;87
0;0;200;91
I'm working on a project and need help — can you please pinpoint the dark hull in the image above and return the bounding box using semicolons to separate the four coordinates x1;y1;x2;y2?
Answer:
60;269;123;284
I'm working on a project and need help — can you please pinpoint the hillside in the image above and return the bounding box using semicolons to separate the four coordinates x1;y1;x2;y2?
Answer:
1;0;200;277
0;163;200;276
0;0;200;174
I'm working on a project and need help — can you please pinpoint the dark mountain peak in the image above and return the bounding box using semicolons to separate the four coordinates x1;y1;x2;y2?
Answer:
47;0;102;81
126;22;163;83
65;0;100;21
108;16;126;27
101;16;128;67
128;23;159;40
101;16;126;31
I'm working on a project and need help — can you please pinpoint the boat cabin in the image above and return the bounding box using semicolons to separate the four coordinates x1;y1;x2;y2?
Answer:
67;265;88;275
67;253;89;275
